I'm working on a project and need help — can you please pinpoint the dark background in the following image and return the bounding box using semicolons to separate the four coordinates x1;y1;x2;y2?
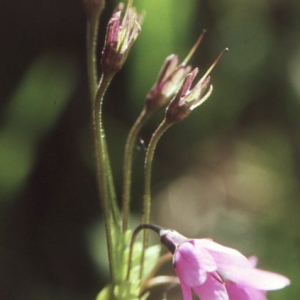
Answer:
0;0;299;299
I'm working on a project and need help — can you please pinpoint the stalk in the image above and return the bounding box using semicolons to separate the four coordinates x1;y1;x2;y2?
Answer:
139;120;172;278
93;73;117;281
122;108;150;232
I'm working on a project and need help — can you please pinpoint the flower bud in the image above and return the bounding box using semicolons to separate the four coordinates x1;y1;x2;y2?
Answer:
145;55;191;114
101;2;143;76
144;30;207;115
165;48;228;124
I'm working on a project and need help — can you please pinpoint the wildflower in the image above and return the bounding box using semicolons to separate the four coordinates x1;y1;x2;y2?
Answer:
165;48;228;124
160;229;290;300
101;0;143;75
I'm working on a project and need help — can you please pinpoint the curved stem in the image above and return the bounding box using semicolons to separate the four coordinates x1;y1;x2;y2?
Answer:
126;223;162;281
88;12;121;232
94;73;117;281
139;120;172;278
122;108;150;232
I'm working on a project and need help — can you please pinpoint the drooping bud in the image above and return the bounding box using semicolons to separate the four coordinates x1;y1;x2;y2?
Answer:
101;1;144;76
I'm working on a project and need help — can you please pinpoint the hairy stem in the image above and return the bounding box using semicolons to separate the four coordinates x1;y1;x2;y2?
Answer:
86;14;100;101
93;73;117;281
140;120;172;278
122;108;150;232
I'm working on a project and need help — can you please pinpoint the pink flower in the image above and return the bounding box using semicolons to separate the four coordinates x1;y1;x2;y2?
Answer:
160;229;290;300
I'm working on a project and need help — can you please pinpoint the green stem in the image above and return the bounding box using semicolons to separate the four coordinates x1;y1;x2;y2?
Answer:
122;108;150;232
87;14;100;100
105;148;121;227
94;73;117;281
139;120;172;278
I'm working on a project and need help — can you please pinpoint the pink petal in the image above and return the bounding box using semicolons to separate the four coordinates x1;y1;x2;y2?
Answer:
247;256;258;268
179;68;198;101
226;281;267;300
237;268;290;291
193;273;229;300
177;274;193;300
175;241;217;287
195;239;252;282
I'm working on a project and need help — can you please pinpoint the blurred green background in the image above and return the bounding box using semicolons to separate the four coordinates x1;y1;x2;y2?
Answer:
1;0;299;299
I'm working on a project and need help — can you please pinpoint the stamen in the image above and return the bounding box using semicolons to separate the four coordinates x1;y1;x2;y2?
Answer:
182;29;207;65
210;272;225;284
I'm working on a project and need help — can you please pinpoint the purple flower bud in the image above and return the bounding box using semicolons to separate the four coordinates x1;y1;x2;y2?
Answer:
165;68;201;123
101;1;143;75
165;48;228;124
145;55;191;114
144;31;207;115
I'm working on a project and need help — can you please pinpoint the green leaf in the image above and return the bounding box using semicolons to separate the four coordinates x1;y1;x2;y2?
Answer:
96;285;113;300
96;282;141;300
129;243;161;281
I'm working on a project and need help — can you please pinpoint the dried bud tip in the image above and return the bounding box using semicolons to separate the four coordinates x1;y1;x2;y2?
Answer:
183;29;207;66
201;47;228;80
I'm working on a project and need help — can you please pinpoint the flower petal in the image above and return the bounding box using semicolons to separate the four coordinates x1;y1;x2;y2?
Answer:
193;273;229;300
195;239;252;282
226;281;267;300
237;268;291;291
175;241;217;287
177;274;193;300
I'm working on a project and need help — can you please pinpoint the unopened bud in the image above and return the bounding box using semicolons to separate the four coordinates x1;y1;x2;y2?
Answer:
145;55;191;114
101;2;143;76
165;48;228;124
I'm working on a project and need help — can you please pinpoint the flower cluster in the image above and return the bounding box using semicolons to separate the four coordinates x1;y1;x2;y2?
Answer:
144;30;207;115
160;229;290;300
